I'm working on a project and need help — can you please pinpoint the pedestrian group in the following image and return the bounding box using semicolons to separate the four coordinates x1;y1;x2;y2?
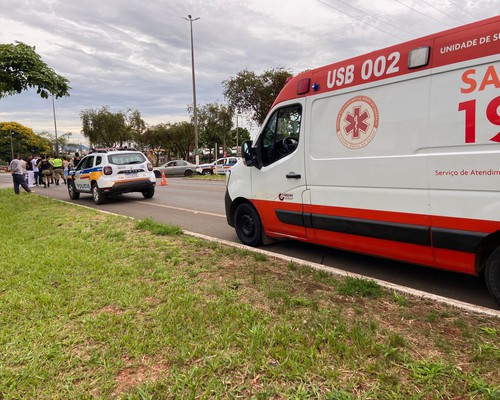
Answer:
8;153;81;194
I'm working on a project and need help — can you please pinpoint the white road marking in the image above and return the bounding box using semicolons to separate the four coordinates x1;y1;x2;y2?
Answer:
133;200;225;218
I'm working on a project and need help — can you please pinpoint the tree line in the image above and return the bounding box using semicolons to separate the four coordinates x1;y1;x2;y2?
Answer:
1;41;292;164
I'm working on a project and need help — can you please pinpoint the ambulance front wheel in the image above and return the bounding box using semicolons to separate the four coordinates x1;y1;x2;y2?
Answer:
485;247;500;306
235;203;263;247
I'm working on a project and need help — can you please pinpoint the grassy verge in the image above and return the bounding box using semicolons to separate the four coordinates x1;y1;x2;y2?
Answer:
1;190;499;399
189;173;226;181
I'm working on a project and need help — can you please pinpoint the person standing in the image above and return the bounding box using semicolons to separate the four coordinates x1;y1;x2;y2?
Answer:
37;154;54;188
62;156;70;184
8;155;33;194
52;155;64;185
32;156;40;186
26;155;35;187
73;152;82;168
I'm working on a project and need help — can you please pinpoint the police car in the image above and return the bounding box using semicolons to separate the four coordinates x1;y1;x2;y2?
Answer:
67;148;156;205
196;156;241;175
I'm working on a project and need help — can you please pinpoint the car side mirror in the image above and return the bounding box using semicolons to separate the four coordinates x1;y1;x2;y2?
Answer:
242;140;261;169
242;140;253;166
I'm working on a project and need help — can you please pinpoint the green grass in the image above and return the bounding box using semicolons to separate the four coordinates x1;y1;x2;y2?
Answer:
189;173;226;181
1;190;499;399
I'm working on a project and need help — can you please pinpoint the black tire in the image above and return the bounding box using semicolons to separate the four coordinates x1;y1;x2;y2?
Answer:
485;247;500;306
184;169;194;177
92;183;106;205
67;181;80;200
142;187;155;199
154;170;161;178
202;169;213;175
234;202;263;247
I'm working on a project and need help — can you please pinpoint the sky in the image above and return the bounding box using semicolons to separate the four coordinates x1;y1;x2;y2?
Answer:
0;0;498;144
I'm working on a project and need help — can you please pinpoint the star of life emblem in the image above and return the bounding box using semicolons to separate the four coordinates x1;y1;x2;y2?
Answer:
336;96;379;149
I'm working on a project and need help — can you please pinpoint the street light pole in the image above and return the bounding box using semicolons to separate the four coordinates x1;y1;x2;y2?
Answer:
184;14;200;165
10;130;14;160
52;95;59;156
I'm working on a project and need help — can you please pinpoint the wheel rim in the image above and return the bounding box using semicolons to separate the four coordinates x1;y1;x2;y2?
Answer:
241;214;255;237
93;186;99;202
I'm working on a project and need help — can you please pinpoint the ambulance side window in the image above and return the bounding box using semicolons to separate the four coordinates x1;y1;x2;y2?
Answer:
259;104;302;167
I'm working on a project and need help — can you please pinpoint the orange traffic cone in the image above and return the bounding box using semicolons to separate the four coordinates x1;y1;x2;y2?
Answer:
160;170;168;186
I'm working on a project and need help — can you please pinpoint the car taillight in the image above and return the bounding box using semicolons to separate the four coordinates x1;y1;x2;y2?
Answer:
103;166;113;175
147;162;153;171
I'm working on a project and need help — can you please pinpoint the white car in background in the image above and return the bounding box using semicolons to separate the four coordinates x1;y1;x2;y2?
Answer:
196;157;242;175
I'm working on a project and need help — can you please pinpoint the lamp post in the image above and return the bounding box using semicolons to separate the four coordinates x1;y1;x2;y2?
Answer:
184;14;200;165
10;130;14;160
52;95;59;156
235;110;241;153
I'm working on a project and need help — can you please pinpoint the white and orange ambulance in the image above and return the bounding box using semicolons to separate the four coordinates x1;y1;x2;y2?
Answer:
225;16;500;304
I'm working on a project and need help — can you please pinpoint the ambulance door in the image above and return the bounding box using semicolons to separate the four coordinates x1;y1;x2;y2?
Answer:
251;102;307;239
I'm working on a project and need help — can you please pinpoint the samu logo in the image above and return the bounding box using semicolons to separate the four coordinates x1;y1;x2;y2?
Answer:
336;96;379;149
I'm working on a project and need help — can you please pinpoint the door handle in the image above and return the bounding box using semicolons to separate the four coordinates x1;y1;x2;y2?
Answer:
286;172;301;179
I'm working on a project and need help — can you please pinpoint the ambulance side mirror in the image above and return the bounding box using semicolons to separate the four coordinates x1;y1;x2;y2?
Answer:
242;140;260;169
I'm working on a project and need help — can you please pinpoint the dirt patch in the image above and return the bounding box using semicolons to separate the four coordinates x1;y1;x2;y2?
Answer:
113;356;169;397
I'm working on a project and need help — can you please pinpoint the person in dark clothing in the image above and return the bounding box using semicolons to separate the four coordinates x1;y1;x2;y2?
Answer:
37;154;54;188
73;152;82;168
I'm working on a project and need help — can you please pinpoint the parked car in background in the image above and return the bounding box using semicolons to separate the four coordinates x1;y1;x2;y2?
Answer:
196;161;215;175
196;157;242;175
153;160;197;178
214;157;242;174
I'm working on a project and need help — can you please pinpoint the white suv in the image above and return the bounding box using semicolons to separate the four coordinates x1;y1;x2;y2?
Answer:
67;149;156;204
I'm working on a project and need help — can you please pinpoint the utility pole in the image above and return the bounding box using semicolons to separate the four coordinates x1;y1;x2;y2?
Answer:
10;130;14;160
52;95;59;156
184;14;200;165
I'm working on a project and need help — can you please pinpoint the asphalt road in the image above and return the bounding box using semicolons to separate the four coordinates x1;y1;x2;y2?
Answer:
1;172;498;311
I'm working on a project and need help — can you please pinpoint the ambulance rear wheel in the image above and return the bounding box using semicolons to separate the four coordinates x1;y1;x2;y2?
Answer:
485;247;500;306
235;203;263;247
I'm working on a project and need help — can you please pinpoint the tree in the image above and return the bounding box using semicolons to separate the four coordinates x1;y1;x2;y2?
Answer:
165;122;195;161
127;109;147;146
0;42;70;99
196;103;233;160
222;67;292;126
0;122;52;162
80;106;144;148
38;131;73;154
136;124;174;166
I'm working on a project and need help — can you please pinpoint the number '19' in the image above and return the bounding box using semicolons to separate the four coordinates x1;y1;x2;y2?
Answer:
458;96;500;143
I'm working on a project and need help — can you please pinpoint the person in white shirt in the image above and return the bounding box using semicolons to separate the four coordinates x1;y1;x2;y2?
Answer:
31;156;40;186
8;155;33;194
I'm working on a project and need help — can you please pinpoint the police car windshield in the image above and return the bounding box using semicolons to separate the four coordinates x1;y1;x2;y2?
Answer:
108;153;146;165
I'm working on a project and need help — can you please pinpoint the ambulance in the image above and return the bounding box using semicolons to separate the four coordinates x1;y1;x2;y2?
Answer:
224;16;500;304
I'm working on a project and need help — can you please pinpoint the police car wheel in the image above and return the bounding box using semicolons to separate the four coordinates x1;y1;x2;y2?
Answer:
92;183;106;205
235;202;263;247
485;247;500;306
142;187;155;199
68;181;80;200
202;169;213;175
